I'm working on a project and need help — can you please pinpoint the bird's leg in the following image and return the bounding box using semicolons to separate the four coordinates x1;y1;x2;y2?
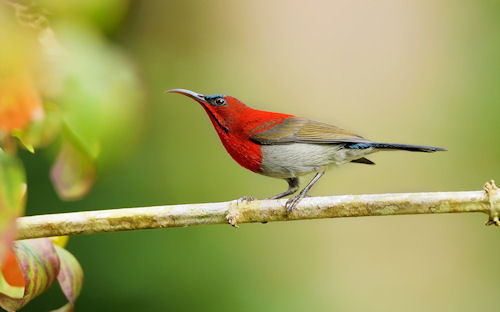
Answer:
266;177;299;200
285;171;325;216
228;178;300;226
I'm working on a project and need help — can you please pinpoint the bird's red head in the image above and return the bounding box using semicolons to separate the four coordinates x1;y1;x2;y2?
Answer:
167;89;248;135
167;88;295;173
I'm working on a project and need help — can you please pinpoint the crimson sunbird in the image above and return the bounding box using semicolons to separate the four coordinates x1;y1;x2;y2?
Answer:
167;89;445;215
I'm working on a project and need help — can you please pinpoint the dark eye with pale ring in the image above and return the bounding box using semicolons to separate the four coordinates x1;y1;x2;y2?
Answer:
215;98;226;106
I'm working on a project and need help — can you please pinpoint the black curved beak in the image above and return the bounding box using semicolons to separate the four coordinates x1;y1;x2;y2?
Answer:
166;89;206;104
166;88;229;134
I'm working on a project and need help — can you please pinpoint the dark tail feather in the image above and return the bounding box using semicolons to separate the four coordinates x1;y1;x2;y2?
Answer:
368;143;446;152
351;157;375;165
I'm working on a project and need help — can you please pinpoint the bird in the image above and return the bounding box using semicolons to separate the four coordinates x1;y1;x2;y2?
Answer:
167;89;445;215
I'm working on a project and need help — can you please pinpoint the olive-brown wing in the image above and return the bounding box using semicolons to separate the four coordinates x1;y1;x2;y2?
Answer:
250;117;372;145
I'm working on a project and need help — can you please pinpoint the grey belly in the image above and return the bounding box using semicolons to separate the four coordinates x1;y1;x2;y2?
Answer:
260;143;373;178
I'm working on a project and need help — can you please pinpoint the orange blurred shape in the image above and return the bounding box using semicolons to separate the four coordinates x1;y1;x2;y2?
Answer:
1;249;24;288
0;76;43;133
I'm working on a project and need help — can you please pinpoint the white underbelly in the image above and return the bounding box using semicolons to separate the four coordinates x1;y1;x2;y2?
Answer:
260;143;373;178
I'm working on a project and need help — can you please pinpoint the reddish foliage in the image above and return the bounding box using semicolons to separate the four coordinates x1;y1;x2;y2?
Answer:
0;76;43;132
1;249;25;288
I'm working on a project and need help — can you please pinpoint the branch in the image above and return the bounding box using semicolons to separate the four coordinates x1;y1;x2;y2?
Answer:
16;180;499;240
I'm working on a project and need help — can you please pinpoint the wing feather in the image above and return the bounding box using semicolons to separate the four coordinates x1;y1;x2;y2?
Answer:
251;117;371;145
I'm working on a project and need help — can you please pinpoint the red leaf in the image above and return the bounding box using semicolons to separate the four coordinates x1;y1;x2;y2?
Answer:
0;76;43;133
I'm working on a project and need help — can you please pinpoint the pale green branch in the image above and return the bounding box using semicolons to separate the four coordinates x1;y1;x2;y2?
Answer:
16;180;499;240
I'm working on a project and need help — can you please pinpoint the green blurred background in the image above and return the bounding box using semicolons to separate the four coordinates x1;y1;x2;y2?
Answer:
16;0;500;311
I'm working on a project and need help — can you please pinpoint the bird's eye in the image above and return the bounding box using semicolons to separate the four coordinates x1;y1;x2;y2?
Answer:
215;98;226;106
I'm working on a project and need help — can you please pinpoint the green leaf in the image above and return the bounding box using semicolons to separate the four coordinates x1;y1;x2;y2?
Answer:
0;149;26;261
54;22;144;168
37;0;130;34
0;239;59;311
52;245;84;312
50;137;97;200
12;102;62;153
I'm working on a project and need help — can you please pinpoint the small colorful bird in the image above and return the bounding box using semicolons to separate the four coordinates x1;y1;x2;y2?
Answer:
167;89;445;215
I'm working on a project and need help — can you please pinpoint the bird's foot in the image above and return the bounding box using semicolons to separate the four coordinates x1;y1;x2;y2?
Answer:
237;195;256;202
226;195;257;228
285;194;305;216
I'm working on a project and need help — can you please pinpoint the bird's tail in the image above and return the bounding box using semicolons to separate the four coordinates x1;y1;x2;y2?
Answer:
368;143;446;152
347;142;446;152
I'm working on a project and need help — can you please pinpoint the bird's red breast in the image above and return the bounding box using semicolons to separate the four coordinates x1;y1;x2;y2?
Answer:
200;96;293;173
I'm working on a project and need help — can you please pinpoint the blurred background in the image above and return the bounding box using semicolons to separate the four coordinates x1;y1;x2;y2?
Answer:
2;0;499;311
